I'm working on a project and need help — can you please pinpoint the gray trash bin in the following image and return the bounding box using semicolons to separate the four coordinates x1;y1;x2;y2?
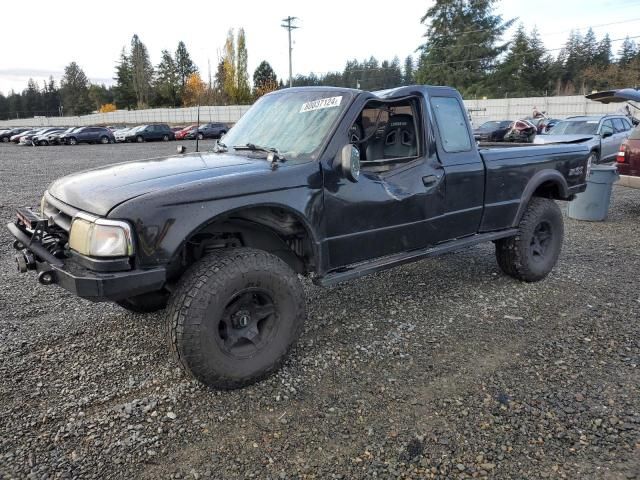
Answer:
567;165;619;221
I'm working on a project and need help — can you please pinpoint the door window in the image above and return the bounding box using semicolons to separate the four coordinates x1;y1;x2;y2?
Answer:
612;118;626;133
600;120;614;136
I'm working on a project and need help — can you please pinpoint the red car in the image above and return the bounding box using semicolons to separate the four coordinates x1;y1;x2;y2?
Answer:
175;125;197;140
617;127;640;189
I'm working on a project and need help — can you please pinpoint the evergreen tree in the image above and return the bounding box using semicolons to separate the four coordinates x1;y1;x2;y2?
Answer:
416;0;514;96
403;55;414;85
155;49;180;106
42;76;60;114
23;78;42;115
253;61;277;96
213;59;229;104
114;48;136;109
618;37;637;66
175;41;198;95
60;61;92;115
595;34;612;67
130;34;154;108
491;25;551;97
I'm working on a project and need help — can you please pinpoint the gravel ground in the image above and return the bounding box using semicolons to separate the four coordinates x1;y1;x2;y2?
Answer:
0;142;638;479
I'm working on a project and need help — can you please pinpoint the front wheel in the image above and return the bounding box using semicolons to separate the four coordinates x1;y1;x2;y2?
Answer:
100;135;109;144
495;197;564;282
162;134;169;141
136;135;144;143
1;137;8;143
67;137;77;145
197;132;204;140
166;248;306;389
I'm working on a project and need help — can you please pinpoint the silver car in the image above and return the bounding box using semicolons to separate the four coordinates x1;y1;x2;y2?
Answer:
534;114;633;164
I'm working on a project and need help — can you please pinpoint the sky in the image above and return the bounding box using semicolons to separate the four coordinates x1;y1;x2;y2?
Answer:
1;0;640;95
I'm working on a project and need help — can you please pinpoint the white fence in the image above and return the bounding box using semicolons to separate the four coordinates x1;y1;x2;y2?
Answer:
0;105;252;128
464;95;633;125
0;95;633;128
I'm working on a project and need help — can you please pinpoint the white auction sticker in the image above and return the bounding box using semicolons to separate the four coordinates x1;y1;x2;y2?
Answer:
299;96;343;113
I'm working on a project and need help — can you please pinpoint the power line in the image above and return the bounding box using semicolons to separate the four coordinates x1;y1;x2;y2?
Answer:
296;34;640;78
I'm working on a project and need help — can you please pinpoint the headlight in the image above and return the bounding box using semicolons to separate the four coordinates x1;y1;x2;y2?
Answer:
69;213;134;257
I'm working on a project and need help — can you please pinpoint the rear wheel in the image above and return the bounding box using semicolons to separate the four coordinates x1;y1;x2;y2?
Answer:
495;197;564;282
1;137;8;143
68;137;78;145
162;134;169;141
587;151;599;175
166;248;306;389
39;140;48;146
136;135;144;143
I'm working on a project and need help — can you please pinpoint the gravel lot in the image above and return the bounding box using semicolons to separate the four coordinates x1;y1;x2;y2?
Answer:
0;142;639;479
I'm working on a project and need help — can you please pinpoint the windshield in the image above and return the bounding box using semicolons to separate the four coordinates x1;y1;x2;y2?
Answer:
549;120;599;135
222;90;352;161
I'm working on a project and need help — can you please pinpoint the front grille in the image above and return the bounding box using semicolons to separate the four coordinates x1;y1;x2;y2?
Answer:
42;192;79;232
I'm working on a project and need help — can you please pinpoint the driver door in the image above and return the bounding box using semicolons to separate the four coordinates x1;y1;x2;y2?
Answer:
599;119;616;162
321;98;447;269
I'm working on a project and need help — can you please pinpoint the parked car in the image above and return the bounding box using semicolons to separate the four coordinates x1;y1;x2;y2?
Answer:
473;120;513;142
191;122;227;140
8;85;590;390
32;128;67;146
175;125;197;140
1;127;29;143
617;127;640;189
114;126;137;142
20;128;61;146
60;126;115;145
124;124;175;142
11;129;37;143
44;127;82;146
534;115;633;164
585;88;640;126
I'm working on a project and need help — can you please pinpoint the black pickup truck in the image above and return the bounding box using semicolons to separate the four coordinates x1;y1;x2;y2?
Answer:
8;85;590;389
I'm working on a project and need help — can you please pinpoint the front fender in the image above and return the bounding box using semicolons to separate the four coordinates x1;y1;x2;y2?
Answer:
108;162;323;270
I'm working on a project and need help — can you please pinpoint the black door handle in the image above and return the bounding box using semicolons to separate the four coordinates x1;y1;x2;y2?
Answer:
422;175;438;186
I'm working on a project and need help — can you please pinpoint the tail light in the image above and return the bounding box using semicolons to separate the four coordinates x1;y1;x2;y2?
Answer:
617;143;627;163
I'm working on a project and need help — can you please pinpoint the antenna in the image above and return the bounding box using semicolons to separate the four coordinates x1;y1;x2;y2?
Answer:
281;16;300;88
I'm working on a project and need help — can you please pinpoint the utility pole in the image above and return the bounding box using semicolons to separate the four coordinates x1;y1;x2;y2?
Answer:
281;16;299;88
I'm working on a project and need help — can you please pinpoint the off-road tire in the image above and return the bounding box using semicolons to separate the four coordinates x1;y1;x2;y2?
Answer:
166;248;306;389
116;291;169;313
495;197;564;282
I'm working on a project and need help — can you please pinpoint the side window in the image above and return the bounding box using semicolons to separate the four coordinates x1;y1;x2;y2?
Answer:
430;96;471;153
622;118;633;130
600;120;614;135
612;118;626;133
351;98;421;173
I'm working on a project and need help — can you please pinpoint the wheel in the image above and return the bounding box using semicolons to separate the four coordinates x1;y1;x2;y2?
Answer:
68;137;77;145
136;135;144;143
197;133;204;140
100;135;109;144
219;131;227;137
495;197;564;282
162;134;169;141
1;137;8;143
39;140;48;146
116;291;169;313
166;248;306;389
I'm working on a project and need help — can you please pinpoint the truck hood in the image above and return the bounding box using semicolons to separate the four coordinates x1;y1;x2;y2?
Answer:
533;134;597;145
48;151;273;216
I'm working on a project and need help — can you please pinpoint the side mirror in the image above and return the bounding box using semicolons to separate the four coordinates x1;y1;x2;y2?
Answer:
340;144;360;182
602;130;613;138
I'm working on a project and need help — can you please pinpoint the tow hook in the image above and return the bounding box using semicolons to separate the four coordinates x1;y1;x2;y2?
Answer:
15;251;36;273
38;271;56;285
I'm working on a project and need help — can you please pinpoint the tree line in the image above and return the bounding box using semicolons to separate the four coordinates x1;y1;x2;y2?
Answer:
1;0;640;120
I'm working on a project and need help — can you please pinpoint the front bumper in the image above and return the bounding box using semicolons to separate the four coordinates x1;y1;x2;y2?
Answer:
7;215;166;302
